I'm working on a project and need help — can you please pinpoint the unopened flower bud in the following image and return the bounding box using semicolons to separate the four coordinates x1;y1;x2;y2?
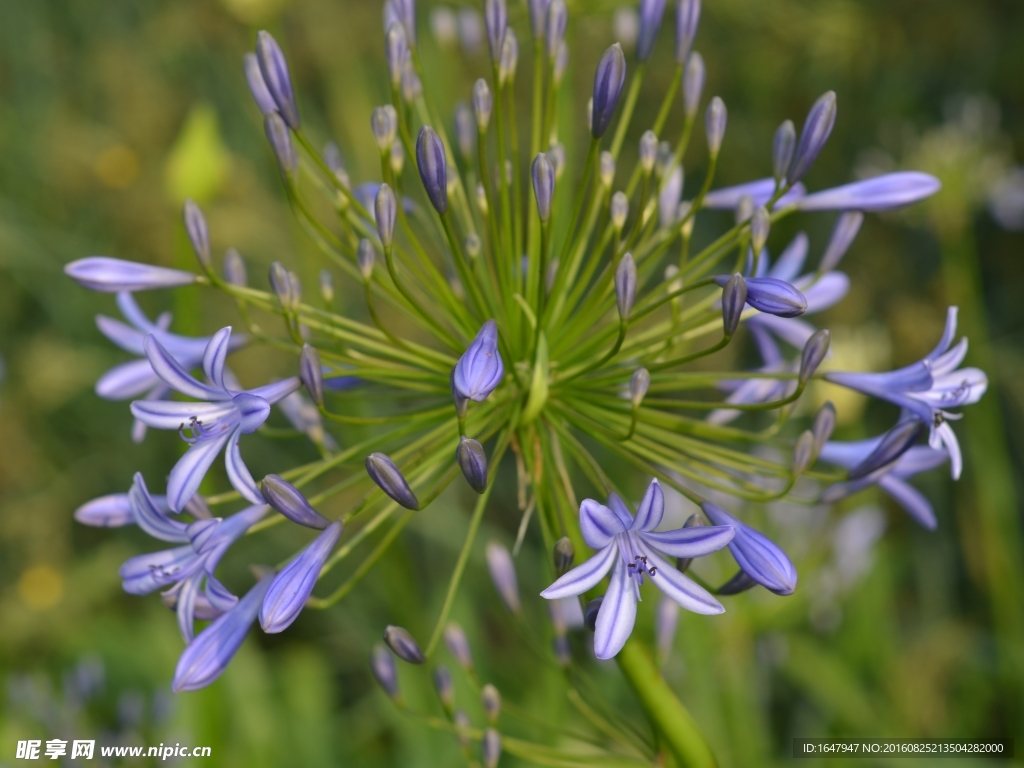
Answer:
476;183;489;215
750;206;770;254
532;153;555;223
630;367;650;407
268;261;296;308
223;248;247;286
443;622;474;670
772;119;796;184
375;184;398;248
386;23;408;87
455;103;476;161
264;112;297;175
357;239;376;281
553;536;575;575
611;191;629;230
799;329;830;384
820;211;863;273
288;270;302;306
546;0;567;59
371;105;399;153
849;419;923;481
255;30;300;129
401;58;422;102
498;27;518;86
481;684;501;723
788;91;837;185
793;430;815;475
485;541;520;613
384;625;426;664
615;252;637;321
636;0;667;62
244;53;276;116
298;345;325;407
366;453;420;510
529;0;550;39
705;96;727;156
417;126;449;215
482;728;502;768
812;402;836;454
639;130;658;174
721;273;747;336
591;44;626;139
553;41;569;84
675;0;701;64
431;6;458;46
456;436;489;493
484;0;507;63
319;268;333;305
715;274;807;317
583;597;603;631
183;199;211;270
682;51;705;118
370;643;401;700
598;151;616;189
433;665;455;713
261;473;331;529
472;79;493;131
453;320;504;402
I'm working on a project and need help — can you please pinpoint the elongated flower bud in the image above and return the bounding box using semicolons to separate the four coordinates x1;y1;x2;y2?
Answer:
416;126;448;215
453;320;504;401
366;453;420;510
772;120;796;183
659;166;684;228
499;27;518;86
484;0;507;64
734;194;754;225
611;191;629;230
223;248;247;286
675;0;701;63
553;40;569;84
812;402;836;454
298;345;325;407
615;253;637;321
529;0;551;38
849;419;924;480
750;206;770;256
268;261;293;307
532;153;555;223
799;329;830;384
370;643;401;700
705;96;727;156
384;625;426;664
183;199;211;270
244;53;277;115
792;430;815;475
485;541;521;613
433;665;455;713
472;79;493;130
375;184;398;248
456;436;489;493
394;0;416;44
261;474;331;529
682;51;704;118
455;103;475;161
482;729;501;768
788;91;837;184
255;31;300;129
546;0;568;59
264;112;297;175
599;151;616;189
323;141;350;188
371;105;399;153
443;622;474;670
591;44;627;139
639;130;658;174
358;239;375;280
481;684;501;723
636;0;666;62
583;596;603;631
721;273;747;336
701;502;797;595
553;537;575;575
260;521;342;633
715;275;806;317
820;211;864;273
630;367;650;407
319;268;333;305
386;23;408;87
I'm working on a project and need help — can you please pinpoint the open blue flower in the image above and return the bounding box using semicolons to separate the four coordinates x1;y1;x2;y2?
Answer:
541;479;734;660
130;327;300;510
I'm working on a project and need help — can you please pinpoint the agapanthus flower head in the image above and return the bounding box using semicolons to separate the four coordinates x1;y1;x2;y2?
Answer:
591;43;627;139
498;27;519;85
260;521;342;633
182;199;211;270
443;622;474;670
482;728;502;768
528;0;551;38
375;184;399;247
542;480;733;659
721;273;747;336
472;78;493;129
799;329;830;384
553;536;575;575
700;502;797;596
453;320;504;402
714;274;807;318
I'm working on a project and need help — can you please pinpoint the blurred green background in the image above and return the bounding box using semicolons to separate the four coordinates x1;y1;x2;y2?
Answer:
1;0;1023;765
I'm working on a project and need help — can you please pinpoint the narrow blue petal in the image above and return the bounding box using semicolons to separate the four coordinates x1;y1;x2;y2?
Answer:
639;524;735;558
115;291;161;333
247;376;302;404
605;494;635;528
638;545;724;614
202;327;233;390
701;503;797;595
593;560;637;660
176;576;201;642
167;433;231;512
702;178;807;210
65;257;196;293
795;271;850;313
130;400;236;431
233;392;271;434
746;314;818;349
144;335;226;401
129;473;190;542
540;544;617;599
225;429;264;505
797;172;940;212
260;521;343;633
925;306;958;363
75;493;135;527
204;573;240;612
96;359;161;400
768;233;808;283
580;500;626;548
96;315;146;355
877;475;937;530
630;479;664;532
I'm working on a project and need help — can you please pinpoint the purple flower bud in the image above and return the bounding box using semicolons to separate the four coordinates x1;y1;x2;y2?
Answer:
532;153;555;223
453;320;504;401
375;184;398;248
734;194;754;225
630;367;650;407
261;474;331;529
433;665;455;712
264;112;298;175
65;257;196;293
370;643;401;699
772;120;796;183
323;141;350;188
484;0;508;64
799;329;830;384
636;0;666;62
456;436;489;493
819;211;864;272
243;53;277;115
401;56;422;102
705;96;727;156
682;51;704;118
715;275;806;317
268;261;294;307
482;683;501;723
639;130;658;173
416;126;449;215
472;79;493;130
366;453;420;510
787;91;836;185
498;27;519;86
553;536;575;575
701;502;797;595
600;151;616;187
443;622;474;670
75;493;135;528
299;344;324;406
319;268;334;305
384;625;426;664
182;199;211;270
455;103;476;161
485;541;521;613
797;172;941;212
551;141;566;177
260;521;342;633
393;0;417;44
610;191;629;229
553;40;569;84
223;248;247;287
591;44;627;139
749;206;770;255
659;166;684;228
529;0;551;38
615;252;637;321
721;273;747;336
357;239;376;280
172;575;273;692
386;23;408;87
482;728;502;768
793;430;815;475
255;31;300;129
849;419;924;480
675;0;701;63
546;0;568;59
583;597;603;631
812;402;836;453
371;105;399;153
